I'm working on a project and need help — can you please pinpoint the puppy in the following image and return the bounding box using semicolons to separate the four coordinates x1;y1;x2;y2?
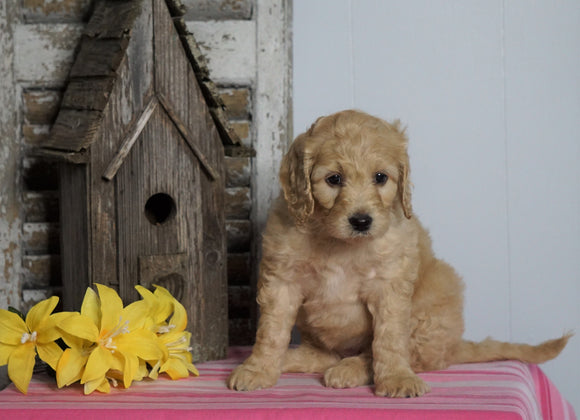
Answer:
228;110;570;397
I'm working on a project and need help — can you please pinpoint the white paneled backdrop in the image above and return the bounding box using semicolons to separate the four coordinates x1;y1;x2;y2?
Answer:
293;0;579;412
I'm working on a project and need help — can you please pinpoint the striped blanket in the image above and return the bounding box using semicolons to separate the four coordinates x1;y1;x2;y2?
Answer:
0;347;575;420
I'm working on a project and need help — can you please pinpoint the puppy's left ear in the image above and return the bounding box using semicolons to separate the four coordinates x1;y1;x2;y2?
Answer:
393;121;412;219
399;155;413;219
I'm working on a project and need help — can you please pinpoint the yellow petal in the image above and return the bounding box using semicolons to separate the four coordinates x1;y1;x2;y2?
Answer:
36;341;64;370
81;345;112;384
58;313;99;342
56;347;86;388
122;353;139;388
116;329;164;361
187;361;199;376
160;358;189;380
95;284;123;333
154;286;188;331
0;309;27;345
59;330;88;351
110;351;124;373
122;299;150;330
81;287;101;328
0;342;16;365
8;343;36;394
36;312;72;344
25;296;58;332
84;376;110;395
96;377;111;393
148;360;161;380
169;300;188;332
137;285;172;324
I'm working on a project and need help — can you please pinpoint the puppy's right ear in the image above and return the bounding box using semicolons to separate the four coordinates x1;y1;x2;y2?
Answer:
279;133;315;225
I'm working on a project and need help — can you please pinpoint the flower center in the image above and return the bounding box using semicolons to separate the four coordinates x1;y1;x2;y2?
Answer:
157;324;176;334
99;317;130;351
20;331;37;344
166;335;192;353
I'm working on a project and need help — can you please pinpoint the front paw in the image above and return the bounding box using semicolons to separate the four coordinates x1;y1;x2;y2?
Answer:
227;363;280;391
323;357;372;389
375;374;430;398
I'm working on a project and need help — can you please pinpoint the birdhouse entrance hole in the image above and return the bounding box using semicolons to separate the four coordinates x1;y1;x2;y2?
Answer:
145;193;176;225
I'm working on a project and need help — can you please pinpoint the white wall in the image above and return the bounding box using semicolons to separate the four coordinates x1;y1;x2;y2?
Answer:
293;0;579;412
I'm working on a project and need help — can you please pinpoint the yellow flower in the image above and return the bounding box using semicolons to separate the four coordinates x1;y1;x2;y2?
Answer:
57;284;164;394
136;285;198;380
0;297;67;394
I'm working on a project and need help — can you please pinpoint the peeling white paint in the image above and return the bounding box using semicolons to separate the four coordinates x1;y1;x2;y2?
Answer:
0;0;22;310
187;20;256;85
253;0;293;233
14;23;84;86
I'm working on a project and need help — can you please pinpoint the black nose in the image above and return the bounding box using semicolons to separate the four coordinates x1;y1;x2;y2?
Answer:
348;213;373;232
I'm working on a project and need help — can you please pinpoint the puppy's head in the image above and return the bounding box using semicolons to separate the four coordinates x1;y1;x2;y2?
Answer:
280;110;412;240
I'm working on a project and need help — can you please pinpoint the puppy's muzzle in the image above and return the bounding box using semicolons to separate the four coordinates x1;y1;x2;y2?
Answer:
348;213;373;232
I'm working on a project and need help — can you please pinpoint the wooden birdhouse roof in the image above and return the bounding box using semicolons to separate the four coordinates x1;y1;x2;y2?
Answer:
41;0;239;164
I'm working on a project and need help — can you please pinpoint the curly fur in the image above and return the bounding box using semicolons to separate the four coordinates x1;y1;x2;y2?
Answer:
228;110;571;397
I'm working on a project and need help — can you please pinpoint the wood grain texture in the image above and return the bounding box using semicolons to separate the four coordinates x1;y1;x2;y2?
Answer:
58;163;89;310
102;96;158;181
0;0;22;309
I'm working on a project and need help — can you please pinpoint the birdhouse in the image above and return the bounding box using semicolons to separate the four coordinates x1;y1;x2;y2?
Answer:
40;0;239;362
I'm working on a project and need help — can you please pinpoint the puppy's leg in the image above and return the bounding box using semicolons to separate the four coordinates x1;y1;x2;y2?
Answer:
366;279;430;398
228;281;301;391
282;343;340;373
324;353;373;389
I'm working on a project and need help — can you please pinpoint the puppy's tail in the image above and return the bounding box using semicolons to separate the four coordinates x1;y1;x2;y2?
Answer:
449;332;572;365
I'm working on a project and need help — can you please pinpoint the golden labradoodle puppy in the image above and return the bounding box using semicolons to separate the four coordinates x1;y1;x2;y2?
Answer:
228;110;570;397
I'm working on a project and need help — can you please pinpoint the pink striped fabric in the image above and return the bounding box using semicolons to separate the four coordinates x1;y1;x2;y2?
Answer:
0;347;575;420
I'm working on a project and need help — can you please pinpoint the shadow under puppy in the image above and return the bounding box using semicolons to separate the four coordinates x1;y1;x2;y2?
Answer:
228;109;571;397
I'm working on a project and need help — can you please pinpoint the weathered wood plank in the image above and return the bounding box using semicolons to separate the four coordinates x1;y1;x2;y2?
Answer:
87;0;155;295
14;23;84;86
22;156;59;191
220;87;251;120
254;0;293;234
22;191;59;223
46;109;103;151
187;20;256;85
154;0;227;361
60;77;116;111
224;144;255;158
227;252;251;286
70;37;129;78
157;93;219;180
84;0;141;39
225;187;251;219
59;164;89;310
22;254;60;289
22;124;50;147
228;285;252;317
0;0;22;309
22;288;62;315
198;142;229;361
22;222;60;255
230;121;251;146
22;0;92;24
22;89;62;124
226;220;251;253
102;96;158;181
14;21;255;87
182;0;253;21
228;318;254;346
225;156;250;187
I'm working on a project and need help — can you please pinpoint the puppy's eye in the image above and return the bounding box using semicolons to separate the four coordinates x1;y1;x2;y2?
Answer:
326;174;342;186
374;172;388;185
